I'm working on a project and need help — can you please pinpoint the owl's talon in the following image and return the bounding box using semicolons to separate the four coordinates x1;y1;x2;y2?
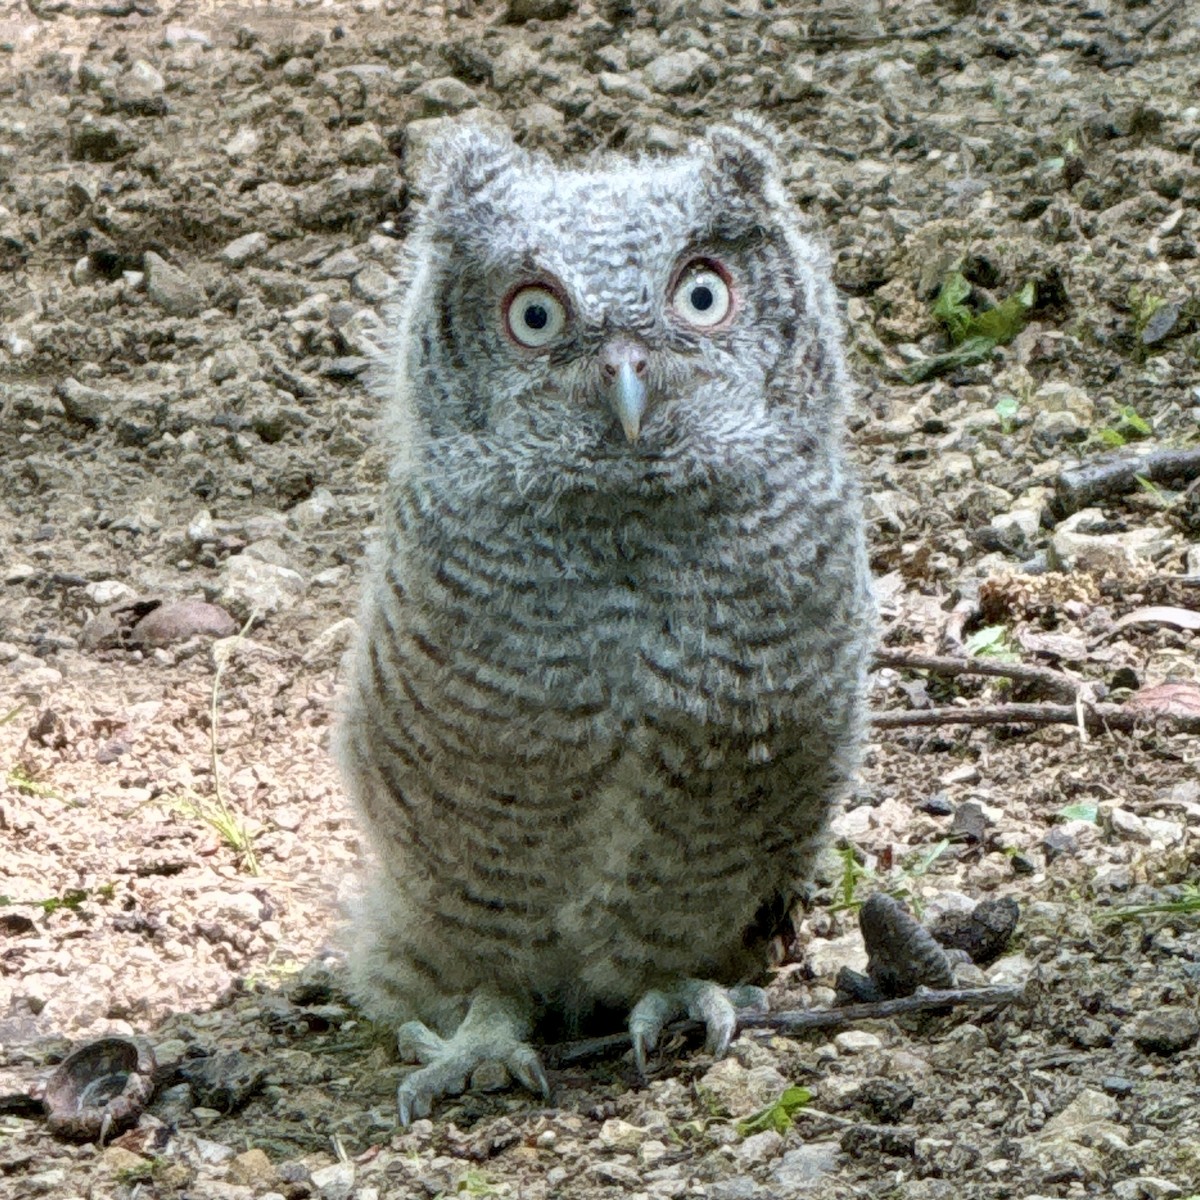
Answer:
397;1020;447;1065
629;980;768;1071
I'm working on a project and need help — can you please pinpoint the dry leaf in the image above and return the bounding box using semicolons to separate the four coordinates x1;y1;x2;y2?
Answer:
1125;682;1200;716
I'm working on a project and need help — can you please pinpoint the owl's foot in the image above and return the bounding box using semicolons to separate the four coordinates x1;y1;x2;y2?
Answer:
628;980;769;1077
395;991;549;1126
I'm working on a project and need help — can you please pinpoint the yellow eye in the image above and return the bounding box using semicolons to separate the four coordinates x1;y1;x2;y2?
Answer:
505;285;568;348
671;261;733;328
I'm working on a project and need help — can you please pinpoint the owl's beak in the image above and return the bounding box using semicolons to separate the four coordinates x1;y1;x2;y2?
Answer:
600;338;650;444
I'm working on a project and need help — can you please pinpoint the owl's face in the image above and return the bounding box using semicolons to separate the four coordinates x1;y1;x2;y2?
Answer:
399;120;838;492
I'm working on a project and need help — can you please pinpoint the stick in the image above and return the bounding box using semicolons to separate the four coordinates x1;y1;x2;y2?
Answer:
1055;446;1200;514
872;701;1200;735
872;648;1079;703
543;985;1023;1068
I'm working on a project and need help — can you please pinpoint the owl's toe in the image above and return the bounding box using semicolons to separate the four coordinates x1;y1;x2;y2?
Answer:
628;980;770;1075
393;990;546;1125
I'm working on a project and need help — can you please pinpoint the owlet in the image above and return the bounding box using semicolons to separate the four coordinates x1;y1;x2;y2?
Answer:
337;114;875;1123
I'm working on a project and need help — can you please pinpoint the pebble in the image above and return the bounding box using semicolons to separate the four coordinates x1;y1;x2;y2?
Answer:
644;49;712;95
1129;1007;1200;1056
219;232;270;267
115;60;167;115
506;0;573;19
219;556;306;618
834;1030;883;1055
55;377;109;426
227;1148;276;1188
144;251;206;318
130;601;237;647
772;1143;839;1189
413;77;477;116
83;580;137;606
735;1130;783;1165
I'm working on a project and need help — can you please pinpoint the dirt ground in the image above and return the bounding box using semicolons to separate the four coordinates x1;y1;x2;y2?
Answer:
2;0;1200;1197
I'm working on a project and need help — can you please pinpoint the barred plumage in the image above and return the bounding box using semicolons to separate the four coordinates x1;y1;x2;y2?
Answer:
337;115;875;1121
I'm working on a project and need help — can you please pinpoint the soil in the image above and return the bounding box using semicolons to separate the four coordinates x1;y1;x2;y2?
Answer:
2;1;1199;1198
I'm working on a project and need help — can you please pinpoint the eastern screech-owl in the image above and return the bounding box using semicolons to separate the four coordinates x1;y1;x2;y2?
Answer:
337;114;875;1123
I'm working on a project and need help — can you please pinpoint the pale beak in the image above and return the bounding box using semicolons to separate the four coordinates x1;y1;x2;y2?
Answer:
600;338;650;444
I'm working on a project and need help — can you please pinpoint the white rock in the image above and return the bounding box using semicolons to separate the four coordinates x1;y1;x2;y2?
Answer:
834;1030;882;1055
772;1143;840;1189
219;556;305;617
310;1161;355;1200
644;48;711;95
83;579;137;606
735;1130;783;1165
218;232;269;267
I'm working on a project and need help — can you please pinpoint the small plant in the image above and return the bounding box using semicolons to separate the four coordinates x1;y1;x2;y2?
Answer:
162;613;260;874
830;839;950;916
1099;884;1200;923
901;270;1037;384
994;393;1021;433
737;1086;812;1136
963;624;1021;662
7;764;68;803
1097;403;1153;448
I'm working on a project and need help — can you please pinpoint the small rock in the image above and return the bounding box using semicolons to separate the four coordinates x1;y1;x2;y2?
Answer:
130;601;238;647
164;25;212;48
698;1058;788;1117
227;1148;276;1188
1141;301;1180;346
1129;1007;1200;1056
413;77;478;116
144;251;206;318
219;556;305;619
644;48;712;95
56;377;109;426
309;1161;355;1200
506;0;573;18
986;953;1033;987
225;128;260;160
70;117;137;162
950;800;993;843
598;1118;644;1152
281;57;315;86
115;60;167;115
772;1143;840;1189
83;580;137;606
735;1130;783;1165
218;232;270;267
840;1122;917;1158
834;1030;882;1055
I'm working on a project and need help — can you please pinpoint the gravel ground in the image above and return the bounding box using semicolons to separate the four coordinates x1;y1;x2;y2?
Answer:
1;1;1199;1198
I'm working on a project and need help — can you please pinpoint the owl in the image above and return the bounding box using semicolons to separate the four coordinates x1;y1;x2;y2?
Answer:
337;114;875;1123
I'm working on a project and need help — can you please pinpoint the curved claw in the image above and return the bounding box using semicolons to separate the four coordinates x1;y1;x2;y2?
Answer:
685;981;738;1058
397;1020;447;1065
629;989;673;1078
509;1045;551;1100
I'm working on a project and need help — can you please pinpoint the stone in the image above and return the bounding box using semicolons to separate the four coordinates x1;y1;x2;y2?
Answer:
644;49;712;95
144;251;206;317
506;0;573;20
55;377;108;426
218;232;270;267
772;1143;840;1189
115;60;167;114
834;1030;882;1055
130;601;238;647
1129;1007;1200;1056
698;1058;789;1117
227;1148;276;1188
734;1130;783;1165
219;556;306;618
413;77;477;116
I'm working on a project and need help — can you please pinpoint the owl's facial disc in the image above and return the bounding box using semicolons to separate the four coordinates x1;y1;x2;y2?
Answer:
599;337;650;443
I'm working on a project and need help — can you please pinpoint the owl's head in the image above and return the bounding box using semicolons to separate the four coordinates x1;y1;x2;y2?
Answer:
388;115;846;492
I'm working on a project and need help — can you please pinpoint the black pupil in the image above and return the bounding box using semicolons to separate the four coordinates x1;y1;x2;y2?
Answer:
690;284;714;311
524;302;549;331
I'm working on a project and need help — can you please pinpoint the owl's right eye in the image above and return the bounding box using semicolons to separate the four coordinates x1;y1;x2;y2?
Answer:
504;285;568;349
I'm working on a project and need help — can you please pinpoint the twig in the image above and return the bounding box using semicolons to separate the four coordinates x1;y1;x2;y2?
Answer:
873;701;1200;735
1055;445;1200;514
872;648;1079;703
543;985;1023;1068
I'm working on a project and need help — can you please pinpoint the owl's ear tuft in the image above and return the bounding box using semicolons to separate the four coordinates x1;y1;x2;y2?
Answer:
404;117;518;207
704;114;783;196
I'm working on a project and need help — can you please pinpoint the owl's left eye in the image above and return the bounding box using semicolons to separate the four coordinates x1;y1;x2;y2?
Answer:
670;261;734;329
505;285;568;349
